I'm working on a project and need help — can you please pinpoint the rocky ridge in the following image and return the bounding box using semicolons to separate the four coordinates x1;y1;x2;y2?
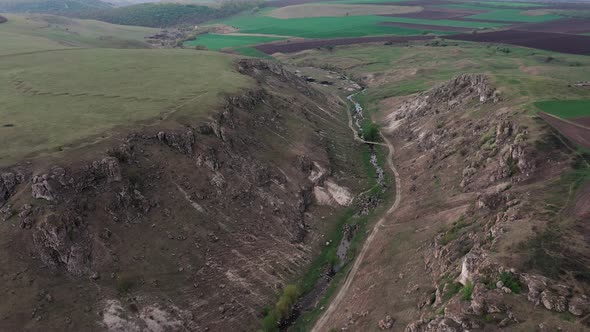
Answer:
378;74;590;331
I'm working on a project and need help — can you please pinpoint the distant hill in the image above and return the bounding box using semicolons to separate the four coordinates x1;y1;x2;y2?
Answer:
76;2;259;27
0;15;7;23
0;0;112;13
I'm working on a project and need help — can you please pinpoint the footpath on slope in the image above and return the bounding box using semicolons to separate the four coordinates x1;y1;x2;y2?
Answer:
312;94;402;332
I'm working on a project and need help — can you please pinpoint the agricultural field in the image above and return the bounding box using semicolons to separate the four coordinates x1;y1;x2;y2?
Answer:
449;30;590;56
440;4;562;22
184;33;283;50
0;14;252;165
535;100;590;119
189;0;589;57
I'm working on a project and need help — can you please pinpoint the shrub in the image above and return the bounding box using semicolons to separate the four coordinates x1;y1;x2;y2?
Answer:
262;311;278;332
362;122;380;142
261;285;300;331
499;272;522;294
443;282;463;301
461;281;474;300
116;275;135;294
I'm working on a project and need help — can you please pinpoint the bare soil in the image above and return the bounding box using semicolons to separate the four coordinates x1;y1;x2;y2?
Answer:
516;18;590;34
379;21;472;32
539;112;590;149
448;30;590;56
255;35;434;54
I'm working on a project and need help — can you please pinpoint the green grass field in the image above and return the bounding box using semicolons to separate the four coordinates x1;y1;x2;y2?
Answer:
184;33;283;50
535;100;590;119
440;4;561;22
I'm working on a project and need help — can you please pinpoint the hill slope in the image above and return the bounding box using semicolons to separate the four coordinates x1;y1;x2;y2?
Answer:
0;0;111;13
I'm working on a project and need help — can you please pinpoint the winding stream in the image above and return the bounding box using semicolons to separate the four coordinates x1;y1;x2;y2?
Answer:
283;91;387;330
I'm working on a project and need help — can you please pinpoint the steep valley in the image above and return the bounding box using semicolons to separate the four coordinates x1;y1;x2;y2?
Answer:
0;59;385;331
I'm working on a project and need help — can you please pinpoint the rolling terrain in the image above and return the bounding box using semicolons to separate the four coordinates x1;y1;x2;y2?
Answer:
0;10;385;332
2;1;590;332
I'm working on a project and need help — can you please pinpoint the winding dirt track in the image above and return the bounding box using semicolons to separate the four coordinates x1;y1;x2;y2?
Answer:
311;97;402;332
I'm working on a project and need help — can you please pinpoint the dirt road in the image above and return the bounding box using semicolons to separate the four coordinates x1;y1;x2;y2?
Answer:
311;96;402;332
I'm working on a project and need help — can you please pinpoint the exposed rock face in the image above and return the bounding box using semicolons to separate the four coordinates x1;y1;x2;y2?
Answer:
405;317;465;332
157;130;195;155
31;176;57;201
391;74;498;124
458;252;485;285
33;213;91;275
0;172;17;206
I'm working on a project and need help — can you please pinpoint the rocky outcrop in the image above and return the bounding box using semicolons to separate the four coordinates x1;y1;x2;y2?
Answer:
157;130;195;155
378;315;395;330
32;175;57;201
33;213;91;275
0;172;18;206
392;74;498;123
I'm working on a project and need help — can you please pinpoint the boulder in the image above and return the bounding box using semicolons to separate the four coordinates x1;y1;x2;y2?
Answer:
568;295;590;316
378;315;395;330
540;290;567;312
32;176;56;201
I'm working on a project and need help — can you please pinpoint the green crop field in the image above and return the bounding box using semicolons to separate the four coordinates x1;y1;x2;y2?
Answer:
535;100;590;119
218;14;503;39
184;33;283;50
441;4;561;22
0;14;253;165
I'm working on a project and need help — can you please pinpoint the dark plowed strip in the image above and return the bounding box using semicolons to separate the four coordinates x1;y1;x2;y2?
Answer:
448;30;590;56
575;117;590;128
515;18;590;34
380;8;484;20
255;35;434;54
539;112;590;149
379;22;472;32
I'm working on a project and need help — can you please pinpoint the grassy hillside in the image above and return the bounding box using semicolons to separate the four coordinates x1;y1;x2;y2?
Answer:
0;14;158;54
0;13;253;164
0;0;111;13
